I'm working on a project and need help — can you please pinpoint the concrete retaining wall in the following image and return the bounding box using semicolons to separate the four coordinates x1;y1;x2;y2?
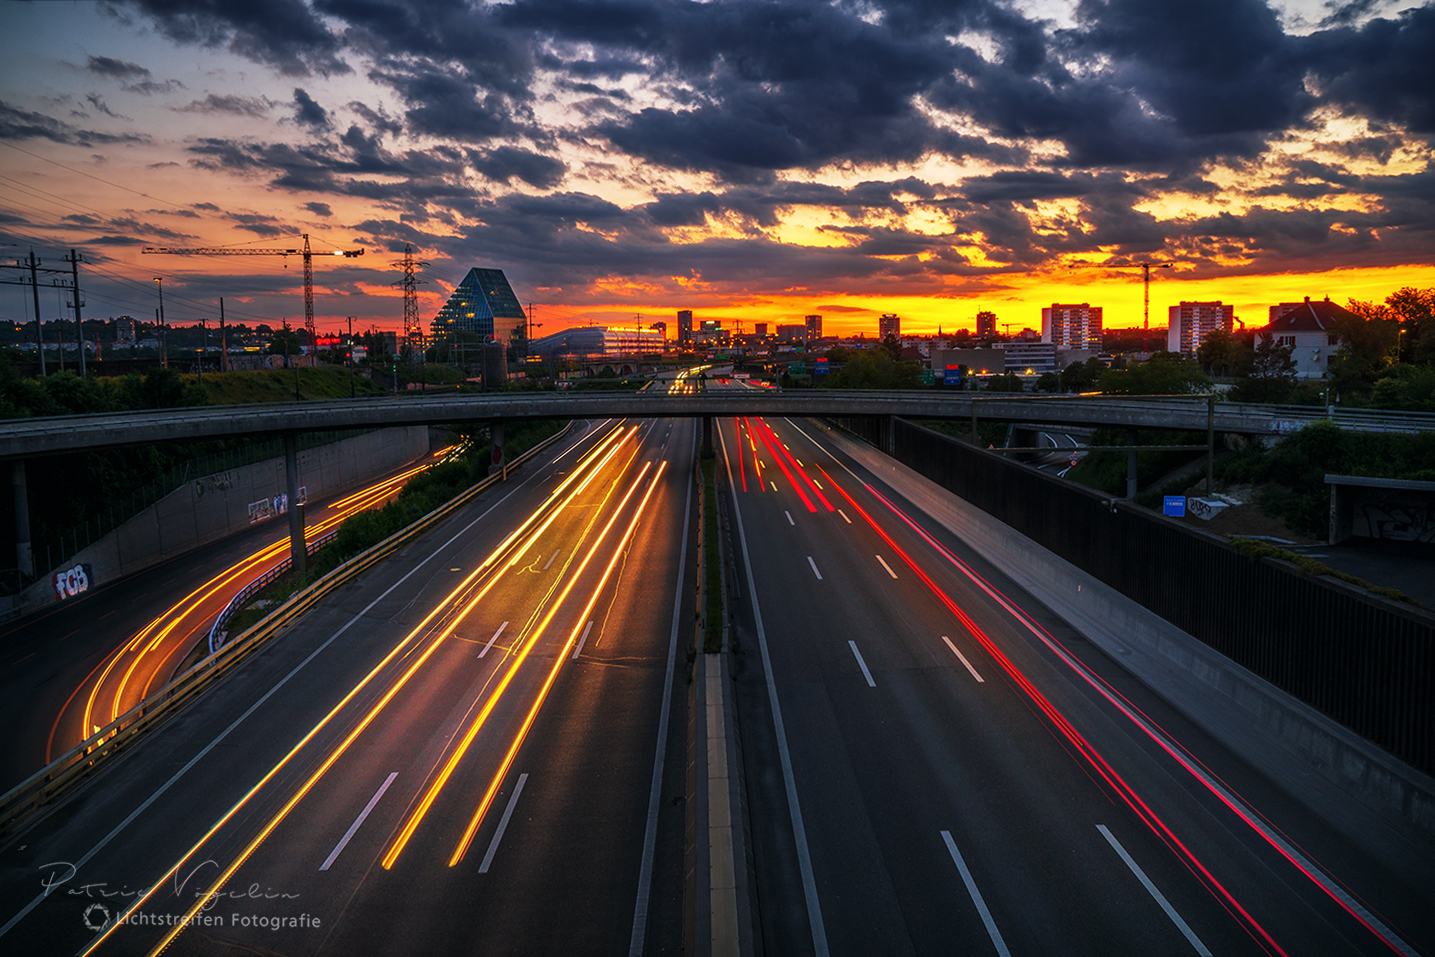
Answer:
815;420;1435;852
6;426;429;621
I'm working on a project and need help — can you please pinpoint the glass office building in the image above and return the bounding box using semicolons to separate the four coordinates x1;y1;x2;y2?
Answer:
430;268;528;345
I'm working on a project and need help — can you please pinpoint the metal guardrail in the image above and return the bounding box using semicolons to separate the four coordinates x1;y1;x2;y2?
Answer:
0;422;574;843
206;529;338;655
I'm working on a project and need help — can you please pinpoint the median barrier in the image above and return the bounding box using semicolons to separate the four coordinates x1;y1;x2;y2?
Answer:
0;422;574;843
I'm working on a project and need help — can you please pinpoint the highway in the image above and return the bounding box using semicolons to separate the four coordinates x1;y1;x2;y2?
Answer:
711;400;1432;954
0;447;446;790
0;416;695;956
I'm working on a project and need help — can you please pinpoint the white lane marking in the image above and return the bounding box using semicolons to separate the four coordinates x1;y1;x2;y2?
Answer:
719;426;830;956
571;620;594;659
629;423;695;957
793;417;1424;957
837;509;852;524
478;621;508;658
544;549;559;570
875;555;898;579
807;556;822;580
0;453;564;943
848;641;876;688
320;772;397;871
1097;825;1212;955
771;481;778;492
941;830;1011;957
941;636;985;683
477;773;529;874
785;510;795;526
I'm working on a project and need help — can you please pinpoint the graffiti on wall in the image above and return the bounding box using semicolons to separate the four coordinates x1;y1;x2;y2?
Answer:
1360;498;1435;543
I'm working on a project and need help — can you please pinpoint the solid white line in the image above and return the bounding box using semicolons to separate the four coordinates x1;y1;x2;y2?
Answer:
544;549;559;570
807;556;822;580
2;456;562;942
721;426;830;956
875;555;898;579
320;772;397;871
629;423;695;957
785;510;795;526
477;773;529;873
941;636;985;682
941;830;1011;957
478;620;508;658
848;641;876;687
571;620;593;659
837;509;851;524
1097;825;1212;955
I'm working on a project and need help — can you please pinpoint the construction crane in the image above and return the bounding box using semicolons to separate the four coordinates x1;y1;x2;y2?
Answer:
143;234;364;349
1069;258;1175;352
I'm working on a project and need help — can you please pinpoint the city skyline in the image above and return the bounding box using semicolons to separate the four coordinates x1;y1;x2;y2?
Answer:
2;1;1432;339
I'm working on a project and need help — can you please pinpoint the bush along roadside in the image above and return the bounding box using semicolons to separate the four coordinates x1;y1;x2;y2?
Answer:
217;420;566;637
1229;537;1422;608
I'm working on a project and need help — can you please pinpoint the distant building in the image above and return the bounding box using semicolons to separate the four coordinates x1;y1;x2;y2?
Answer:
1167;302;1234;355
529;326;667;357
753;322;768;337
805;314;822;339
429;268;527;345
1262;297;1353;379
1005;341;1057;374
975;310;997;338
776;323;807;344
115;316;136;345
878;313;901;338
648;321;667;341
1042;303;1103;349
677;310;693;344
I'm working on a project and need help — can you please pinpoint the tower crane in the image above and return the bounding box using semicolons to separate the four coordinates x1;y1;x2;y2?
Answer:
1069;258;1175;352
143;234;364;349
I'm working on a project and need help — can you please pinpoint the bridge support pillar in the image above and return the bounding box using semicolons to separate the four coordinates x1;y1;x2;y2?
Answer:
488;422;506;478
701;416;714;459
284;433;306;580
1126;428;1139;500
12;460;33;578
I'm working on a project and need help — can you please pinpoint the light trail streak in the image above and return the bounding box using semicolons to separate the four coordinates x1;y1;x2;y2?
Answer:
450;460;668;866
818;464;1290;956
80;425;627;957
735;418;747;492
756;417;832;511
743;418;764;491
383;454;654;869
750;419;815;511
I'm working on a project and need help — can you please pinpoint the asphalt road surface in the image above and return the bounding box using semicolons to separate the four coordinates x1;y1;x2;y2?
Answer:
0;417;695;957
713;406;1432;957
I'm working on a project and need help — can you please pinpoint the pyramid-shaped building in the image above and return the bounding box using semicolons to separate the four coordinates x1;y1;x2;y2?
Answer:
430;268;527;344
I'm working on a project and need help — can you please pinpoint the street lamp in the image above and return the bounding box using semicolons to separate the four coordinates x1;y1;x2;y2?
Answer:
153;277;167;369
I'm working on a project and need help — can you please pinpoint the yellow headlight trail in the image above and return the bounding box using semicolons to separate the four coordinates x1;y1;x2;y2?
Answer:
449;459;669;866
381;454;653;870
81;424;627;957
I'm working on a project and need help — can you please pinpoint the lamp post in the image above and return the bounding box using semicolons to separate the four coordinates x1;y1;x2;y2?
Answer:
153;277;168;369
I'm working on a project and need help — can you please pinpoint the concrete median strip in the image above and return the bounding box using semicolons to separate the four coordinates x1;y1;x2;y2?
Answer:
0;423;575;845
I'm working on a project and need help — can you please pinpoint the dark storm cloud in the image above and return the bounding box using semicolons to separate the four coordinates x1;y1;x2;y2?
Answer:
1303;5;1435;133
102;0;350;77
292;88;331;130
305;201;334;217
176;94;272;117
470;147;567;189
0;100;149;146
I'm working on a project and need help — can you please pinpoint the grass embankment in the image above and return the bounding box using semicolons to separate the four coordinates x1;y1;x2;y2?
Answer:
702;458;723;653
192;367;386;403
220;420;566;637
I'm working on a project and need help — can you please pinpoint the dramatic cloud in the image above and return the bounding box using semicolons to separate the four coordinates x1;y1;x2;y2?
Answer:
291;87;330;129
175;94;272;117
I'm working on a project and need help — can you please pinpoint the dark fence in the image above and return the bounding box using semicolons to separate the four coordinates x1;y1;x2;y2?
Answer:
836;415;1435;777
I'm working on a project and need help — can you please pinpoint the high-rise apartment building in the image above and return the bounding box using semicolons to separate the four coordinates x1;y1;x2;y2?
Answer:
975;310;997;338
878;313;901;338
677;310;693;344
1041;303;1103;349
1167;301;1235;355
805;314;822;340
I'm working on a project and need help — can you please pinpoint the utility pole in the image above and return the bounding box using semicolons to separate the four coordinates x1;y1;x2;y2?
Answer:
347;316;355;398
65;249;86;376
302;233;315;350
153;277;168;369
26;251;45;376
219;298;228;372
198;319;206;385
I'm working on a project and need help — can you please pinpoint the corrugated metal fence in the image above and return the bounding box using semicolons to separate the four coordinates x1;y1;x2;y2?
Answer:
836;415;1435;777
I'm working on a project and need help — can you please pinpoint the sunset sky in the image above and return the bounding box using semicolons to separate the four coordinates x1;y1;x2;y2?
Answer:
2;0;1433;339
